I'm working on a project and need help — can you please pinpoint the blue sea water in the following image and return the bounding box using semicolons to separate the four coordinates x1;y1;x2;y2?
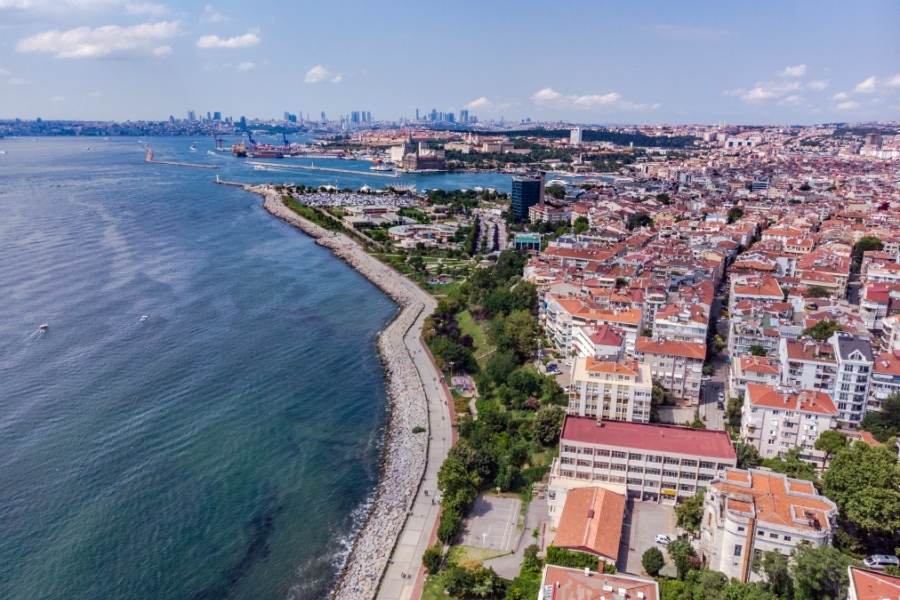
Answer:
0;137;510;600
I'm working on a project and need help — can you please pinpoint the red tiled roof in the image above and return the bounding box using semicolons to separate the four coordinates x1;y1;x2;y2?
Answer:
635;336;706;360
562;415;737;460
746;383;837;416
849;567;900;600
552;487;625;561
541;565;659;600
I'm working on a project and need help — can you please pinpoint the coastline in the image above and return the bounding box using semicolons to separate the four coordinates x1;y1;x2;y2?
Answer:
248;184;448;600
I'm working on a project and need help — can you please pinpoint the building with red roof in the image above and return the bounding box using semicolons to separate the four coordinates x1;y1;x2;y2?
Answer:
848;567;900;600
552;415;736;504
635;336;706;402
538;565;659;600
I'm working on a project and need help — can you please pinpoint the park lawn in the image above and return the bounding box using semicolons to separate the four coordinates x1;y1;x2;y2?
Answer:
450;545;509;567
422;576;452;600
456;310;496;368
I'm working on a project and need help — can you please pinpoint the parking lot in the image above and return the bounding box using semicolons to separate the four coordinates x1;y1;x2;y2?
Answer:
459;495;521;552
618;499;677;575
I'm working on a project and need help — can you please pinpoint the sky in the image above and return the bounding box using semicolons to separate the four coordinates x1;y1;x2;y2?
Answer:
1;0;899;125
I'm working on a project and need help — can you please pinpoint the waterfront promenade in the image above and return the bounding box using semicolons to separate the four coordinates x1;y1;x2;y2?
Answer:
251;185;452;600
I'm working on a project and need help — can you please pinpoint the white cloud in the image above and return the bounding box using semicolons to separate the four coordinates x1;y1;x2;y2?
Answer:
1;0;168;15
152;44;171;56
853;76;877;94
304;64;341;83
836;100;860;110
465;96;492;110
0;67;8;76
886;74;900;88
806;80;828;91
201;3;227;22
8;77;29;85
196;31;259;49
236;60;255;72
780;64;806;78
725;78;803;103
89;89;102;96
16;21;179;59
832;92;849;101
50;95;64;101
531;87;658;110
778;94;806;106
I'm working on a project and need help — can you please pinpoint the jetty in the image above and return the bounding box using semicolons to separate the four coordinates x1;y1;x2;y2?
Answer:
246;160;399;179
145;147;218;170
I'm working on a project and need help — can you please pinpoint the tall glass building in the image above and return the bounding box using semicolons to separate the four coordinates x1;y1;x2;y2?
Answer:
510;174;543;222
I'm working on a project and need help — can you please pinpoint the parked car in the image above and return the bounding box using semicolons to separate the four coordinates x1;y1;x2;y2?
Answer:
655;534;672;545
863;555;900;570
717;401;725;410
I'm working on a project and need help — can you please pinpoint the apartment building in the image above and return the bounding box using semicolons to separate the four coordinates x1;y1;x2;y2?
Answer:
779;338;836;393
847;567;900;600
869;350;900;413
544;294;642;356
567;358;653;423
571;323;624;360
652;303;709;343
700;469;837;582
831;333;874;427
634;336;706;402
729;275;784;313
740;383;838;467
550;416;737;508
727;355;781;401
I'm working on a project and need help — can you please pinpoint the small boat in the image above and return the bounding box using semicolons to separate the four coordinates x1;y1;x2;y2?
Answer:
0;150;6;155
38;323;49;332
189;144;197;152
139;315;148;322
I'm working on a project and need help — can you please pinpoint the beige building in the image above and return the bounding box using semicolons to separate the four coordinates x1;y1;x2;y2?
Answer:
700;469;837;582
635;336;706;402
567;358;653;423
551;416;737;506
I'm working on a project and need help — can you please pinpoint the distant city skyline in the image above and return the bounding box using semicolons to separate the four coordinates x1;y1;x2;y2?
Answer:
1;0;899;124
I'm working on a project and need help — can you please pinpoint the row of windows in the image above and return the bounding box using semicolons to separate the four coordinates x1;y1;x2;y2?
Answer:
561;446;727;470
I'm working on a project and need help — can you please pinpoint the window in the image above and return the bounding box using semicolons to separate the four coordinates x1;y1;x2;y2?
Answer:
734;544;743;557
737;526;745;533
611;451;627;459
769;533;778;539
783;536;791;542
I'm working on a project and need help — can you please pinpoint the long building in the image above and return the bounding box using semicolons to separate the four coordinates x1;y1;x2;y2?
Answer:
635;336;706;402
550;416;737;509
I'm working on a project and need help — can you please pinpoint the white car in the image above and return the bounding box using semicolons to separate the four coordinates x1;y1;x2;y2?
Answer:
863;555;899;570
655;534;671;545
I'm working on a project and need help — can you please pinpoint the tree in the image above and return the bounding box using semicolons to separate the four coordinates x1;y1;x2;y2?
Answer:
545;184;566;200
761;447;817;482
814;429;847;464
545;547;599;570
534;405;565;446
749;345;768;357
626;212;653;230
727;206;745;224
675;489;705;534
822;442;900;542
656;192;671;205
484;350;518;388
851;235;883;272
860;393;900;441
802;319;842;342
422;542;443;574
804;285;830;299
726;397;743;430
500;310;538;361
641;547;665;576
791;542;853;600
753;549;794;599
573;216;590;234
736;441;761;469
666;538;697;580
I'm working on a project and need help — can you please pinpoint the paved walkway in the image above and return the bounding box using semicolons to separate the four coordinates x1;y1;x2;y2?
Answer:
483;495;548;579
376;290;455;600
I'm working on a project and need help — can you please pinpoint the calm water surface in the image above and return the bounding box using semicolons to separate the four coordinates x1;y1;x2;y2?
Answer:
0;136;508;600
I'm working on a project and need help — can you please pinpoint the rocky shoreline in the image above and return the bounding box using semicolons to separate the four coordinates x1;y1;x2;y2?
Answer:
250;185;433;600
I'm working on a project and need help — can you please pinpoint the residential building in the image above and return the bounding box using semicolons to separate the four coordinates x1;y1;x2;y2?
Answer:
567;358;652;423
728;355;782;401
847;567;900;600
779;338;837;393
652;303;709;343
544;295;642;356
551;416;737;505
572;324;624;360
511;174;543;222
550;486;625;565
869;350;900;412
569;126;583;146
538;565;659;600
635;337;706;402
700;469;837;582
740;383;838;467
831;333;874;427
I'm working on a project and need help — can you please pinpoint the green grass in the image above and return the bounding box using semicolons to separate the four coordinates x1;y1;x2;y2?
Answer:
450;545;510;565
422;576;452;600
456;310;495;368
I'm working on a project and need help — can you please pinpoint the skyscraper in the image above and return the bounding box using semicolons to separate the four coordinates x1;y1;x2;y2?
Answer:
570;127;582;146
510;174;543;222
460;109;469;124
187;110;196;122
213;111;222;121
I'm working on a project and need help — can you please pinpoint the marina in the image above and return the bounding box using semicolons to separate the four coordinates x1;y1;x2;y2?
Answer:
247;160;400;178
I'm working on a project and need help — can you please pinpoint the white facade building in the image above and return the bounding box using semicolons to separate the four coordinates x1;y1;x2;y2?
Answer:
567;358;652;423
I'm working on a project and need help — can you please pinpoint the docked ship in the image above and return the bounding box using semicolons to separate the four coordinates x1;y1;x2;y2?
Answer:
369;160;394;172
